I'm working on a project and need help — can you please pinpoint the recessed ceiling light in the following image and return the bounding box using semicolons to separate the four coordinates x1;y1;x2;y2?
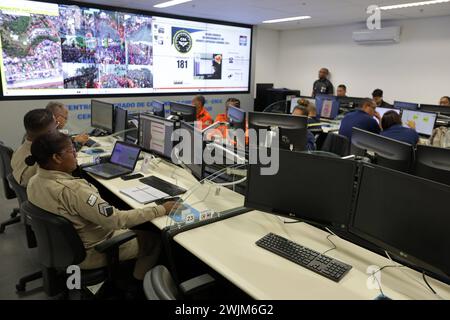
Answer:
262;16;311;24
380;0;450;10
154;0;193;9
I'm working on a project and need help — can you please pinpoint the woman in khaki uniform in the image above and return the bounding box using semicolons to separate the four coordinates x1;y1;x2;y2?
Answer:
26;132;176;280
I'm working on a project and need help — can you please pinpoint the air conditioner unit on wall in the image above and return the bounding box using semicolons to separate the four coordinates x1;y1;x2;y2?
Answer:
352;26;401;45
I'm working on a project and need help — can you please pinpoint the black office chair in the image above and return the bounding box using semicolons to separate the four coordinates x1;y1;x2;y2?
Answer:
21;201;138;298
320;133;350;157
414;144;450;185
143;265;215;300
0;142;21;233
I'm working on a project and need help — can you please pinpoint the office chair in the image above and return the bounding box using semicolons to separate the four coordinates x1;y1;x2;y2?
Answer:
143;265;215;300
320;133;350;157
0;142;21;233
21;201;138;298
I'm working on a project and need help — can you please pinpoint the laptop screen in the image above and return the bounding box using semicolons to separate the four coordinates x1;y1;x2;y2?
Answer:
110;142;141;170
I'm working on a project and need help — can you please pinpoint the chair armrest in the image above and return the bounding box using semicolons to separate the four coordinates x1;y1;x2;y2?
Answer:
94;231;137;254
179;274;215;297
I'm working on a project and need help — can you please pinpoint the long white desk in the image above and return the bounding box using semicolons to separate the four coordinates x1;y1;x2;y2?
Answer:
78;137;449;300
173;210;450;300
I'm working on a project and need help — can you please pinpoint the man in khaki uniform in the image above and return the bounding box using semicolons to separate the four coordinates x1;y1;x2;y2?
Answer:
11;109;57;187
26;132;176;280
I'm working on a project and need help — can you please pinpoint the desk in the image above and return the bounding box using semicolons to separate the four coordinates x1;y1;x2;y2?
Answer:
77;137;245;230
78;138;450;300
173;210;450;300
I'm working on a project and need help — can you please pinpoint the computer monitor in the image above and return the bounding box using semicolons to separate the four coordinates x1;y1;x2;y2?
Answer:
227;106;246;131
374;107;400;124
113;107;128;141
169;102;197;122
245;149;357;229
315;95;340;120
414;145;450;186
150;100;165;118
139;113;176;159
420;104;450;117
393;101;419;111
338;96;367;110
289;96;315;113
248;112;308;152
401;109;437;137
91;100;114;133
173;121;205;181
351;128;414;173
350;164;450;283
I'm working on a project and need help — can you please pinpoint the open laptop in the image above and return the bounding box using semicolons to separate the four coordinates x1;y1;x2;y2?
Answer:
83;141;141;179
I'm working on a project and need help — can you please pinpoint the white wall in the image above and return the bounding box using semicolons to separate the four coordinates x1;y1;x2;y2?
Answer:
252;27;280;97
276;16;450;104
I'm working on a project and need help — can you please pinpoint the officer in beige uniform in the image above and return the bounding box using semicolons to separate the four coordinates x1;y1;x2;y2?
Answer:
11;109;57;187
26;132;176;280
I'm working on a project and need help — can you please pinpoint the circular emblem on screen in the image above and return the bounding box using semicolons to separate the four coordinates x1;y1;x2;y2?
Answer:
173;30;192;53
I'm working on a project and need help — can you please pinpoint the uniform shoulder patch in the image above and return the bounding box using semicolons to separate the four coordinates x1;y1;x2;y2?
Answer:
98;202;114;217
86;194;98;207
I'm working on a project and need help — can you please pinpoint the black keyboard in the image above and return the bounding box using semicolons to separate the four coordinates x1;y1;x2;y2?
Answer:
139;176;186;196
94;163;129;175
256;233;352;282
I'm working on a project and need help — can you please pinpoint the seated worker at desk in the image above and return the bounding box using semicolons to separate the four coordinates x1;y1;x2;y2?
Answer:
338;99;381;141
372;89;392;108
380;111;419;146
46;101;90;149
214;97;241;138
192;95;213;129
337;84;347;97
26;132;178;281
297;99;321;127
11;109;58;187
439;96;450;107
292;106;316;151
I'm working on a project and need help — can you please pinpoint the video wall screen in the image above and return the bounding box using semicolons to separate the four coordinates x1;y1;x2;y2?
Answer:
0;0;252;97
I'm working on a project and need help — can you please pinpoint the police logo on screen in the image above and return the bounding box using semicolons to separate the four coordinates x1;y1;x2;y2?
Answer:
173;30;192;53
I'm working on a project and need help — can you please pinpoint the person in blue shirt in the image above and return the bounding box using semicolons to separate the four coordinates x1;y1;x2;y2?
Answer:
292;106;316;151
338;99;381;141
380;111;419;145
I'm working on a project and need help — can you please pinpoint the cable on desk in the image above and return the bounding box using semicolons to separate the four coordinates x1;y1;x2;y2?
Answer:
422;272;437;295
321;234;337;256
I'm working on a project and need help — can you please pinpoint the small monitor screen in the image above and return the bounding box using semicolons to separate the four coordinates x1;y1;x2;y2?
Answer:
91;100;114;132
375;107;400;124
315;95;339;119
110;142;141;169
401;109;437;136
394;101;419;111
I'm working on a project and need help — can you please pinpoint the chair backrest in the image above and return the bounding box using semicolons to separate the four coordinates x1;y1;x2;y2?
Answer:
321;133;350;157
0;142;16;199
21;201;86;268
143;265;179;300
7;173;27;204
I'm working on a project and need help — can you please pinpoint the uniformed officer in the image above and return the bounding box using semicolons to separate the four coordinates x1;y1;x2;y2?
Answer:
381;110;419;145
11;109;57;187
192;95;213;129
46;101;90;146
26;132;177;280
338;99;381;141
439;96;450;107
372;89;392;108
291;106;317;151
312;68;334;97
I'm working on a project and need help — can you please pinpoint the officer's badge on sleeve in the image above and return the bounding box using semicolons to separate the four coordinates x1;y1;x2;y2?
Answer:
87;194;98;207
98;203;114;217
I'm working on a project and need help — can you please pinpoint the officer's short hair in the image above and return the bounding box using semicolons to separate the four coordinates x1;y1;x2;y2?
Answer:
46;101;65;114
381;110;402;131
292;105;308;116
24;109;54;134
194;95;206;106
338;84;347;91
226;98;241;108
361;99;376;109
372;89;383;98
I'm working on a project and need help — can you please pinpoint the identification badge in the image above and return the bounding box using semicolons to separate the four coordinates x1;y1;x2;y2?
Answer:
87;194;98;207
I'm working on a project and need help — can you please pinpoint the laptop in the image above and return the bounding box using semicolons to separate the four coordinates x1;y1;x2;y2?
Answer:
83;141;141;179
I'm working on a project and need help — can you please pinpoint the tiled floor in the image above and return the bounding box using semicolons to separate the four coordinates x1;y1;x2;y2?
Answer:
0;196;47;300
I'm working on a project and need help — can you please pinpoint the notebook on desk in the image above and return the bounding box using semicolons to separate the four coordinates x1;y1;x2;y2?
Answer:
120;185;170;204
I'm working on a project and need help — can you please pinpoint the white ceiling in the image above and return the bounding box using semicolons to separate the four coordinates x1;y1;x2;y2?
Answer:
74;0;450;30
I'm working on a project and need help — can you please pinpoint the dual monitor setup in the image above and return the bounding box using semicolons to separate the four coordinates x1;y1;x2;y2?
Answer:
245;149;450;285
